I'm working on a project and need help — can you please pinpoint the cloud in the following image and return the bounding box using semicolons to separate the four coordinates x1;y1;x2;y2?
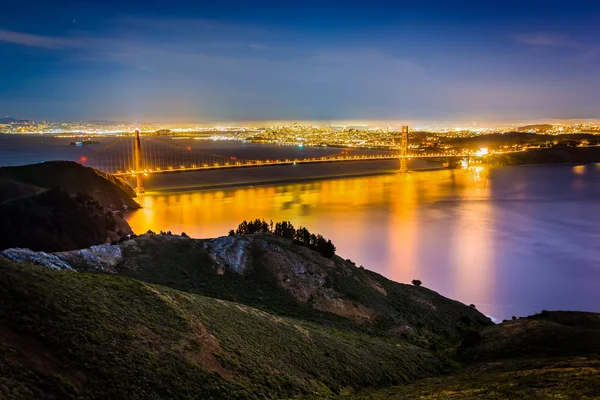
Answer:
249;43;269;51
578;46;600;63
511;33;574;47
510;32;600;64
0;29;80;49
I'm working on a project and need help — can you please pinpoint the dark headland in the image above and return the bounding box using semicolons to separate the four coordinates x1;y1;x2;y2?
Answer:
0;161;598;399
0;161;139;252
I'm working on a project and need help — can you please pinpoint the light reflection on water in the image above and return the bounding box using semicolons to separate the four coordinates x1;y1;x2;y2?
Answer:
2;136;598;320
127;164;600;320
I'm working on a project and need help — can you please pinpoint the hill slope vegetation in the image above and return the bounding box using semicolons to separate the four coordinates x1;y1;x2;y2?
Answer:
0;235;598;399
0;258;446;399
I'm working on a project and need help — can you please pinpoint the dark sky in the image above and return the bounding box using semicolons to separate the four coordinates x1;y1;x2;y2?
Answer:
1;0;599;123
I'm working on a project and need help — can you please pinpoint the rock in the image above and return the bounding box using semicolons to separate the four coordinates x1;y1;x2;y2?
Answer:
0;243;125;274
203;235;253;273
0;248;75;270
56;244;123;273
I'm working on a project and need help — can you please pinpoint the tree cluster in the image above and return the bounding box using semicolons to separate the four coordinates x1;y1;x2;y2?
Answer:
228;219;336;258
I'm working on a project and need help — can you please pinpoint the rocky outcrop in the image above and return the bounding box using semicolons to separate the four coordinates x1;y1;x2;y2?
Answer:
201;234;377;322
55;244;124;273
202;235;254;274
1;243;125;273
1;248;74;270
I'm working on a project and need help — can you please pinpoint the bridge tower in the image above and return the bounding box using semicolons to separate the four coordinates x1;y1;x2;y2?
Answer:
400;125;409;173
134;129;145;194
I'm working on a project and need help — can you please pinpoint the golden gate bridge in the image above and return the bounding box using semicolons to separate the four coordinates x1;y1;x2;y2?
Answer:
79;126;470;194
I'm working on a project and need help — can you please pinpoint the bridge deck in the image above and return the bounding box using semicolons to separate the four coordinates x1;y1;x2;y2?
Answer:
112;154;463;176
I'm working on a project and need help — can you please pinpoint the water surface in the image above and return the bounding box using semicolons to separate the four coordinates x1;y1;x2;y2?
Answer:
127;164;600;321
2;135;599;320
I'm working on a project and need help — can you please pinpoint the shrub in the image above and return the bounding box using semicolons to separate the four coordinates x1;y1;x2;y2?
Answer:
229;220;337;257
412;279;422;287
459;328;482;349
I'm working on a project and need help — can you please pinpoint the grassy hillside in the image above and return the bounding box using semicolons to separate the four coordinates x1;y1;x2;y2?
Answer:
1;240;598;399
0;258;446;399
340;311;600;399
105;234;491;348
458;311;600;362
348;358;600;399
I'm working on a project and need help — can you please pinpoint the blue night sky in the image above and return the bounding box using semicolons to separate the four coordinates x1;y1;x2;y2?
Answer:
1;0;599;123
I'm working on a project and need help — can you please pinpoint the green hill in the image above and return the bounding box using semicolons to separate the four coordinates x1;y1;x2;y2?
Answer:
1;235;599;399
347;312;600;399
0;258;445;399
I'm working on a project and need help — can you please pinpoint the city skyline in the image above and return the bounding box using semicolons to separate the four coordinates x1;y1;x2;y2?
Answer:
2;0;600;121
3;116;600;131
